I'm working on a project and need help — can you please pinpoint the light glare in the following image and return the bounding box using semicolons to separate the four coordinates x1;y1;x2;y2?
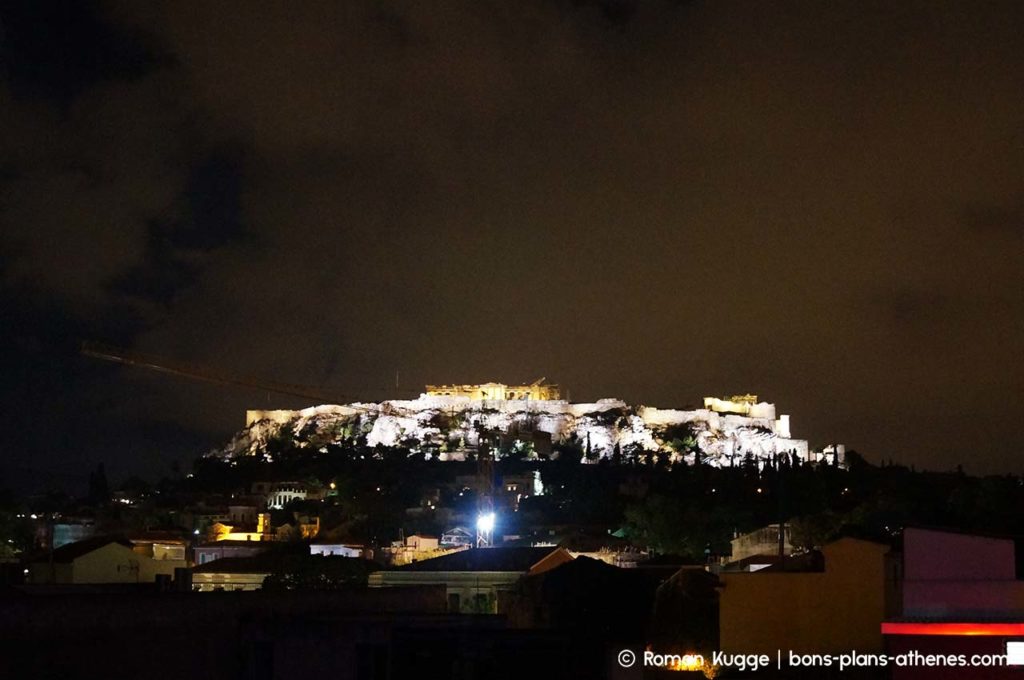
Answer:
477;512;495;533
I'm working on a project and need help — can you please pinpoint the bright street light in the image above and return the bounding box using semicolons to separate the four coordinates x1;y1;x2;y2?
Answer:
476;512;495;533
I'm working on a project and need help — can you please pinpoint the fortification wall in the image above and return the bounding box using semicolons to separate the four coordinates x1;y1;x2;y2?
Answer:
236;395;836;468
245;409;298;427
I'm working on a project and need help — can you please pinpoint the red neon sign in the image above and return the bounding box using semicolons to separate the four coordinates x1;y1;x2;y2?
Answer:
882;622;1024;636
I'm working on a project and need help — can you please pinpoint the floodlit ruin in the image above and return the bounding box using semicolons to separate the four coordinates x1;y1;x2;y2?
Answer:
219;388;844;468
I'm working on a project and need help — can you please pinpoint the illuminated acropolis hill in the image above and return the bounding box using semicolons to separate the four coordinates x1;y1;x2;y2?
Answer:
234;386;843;467
425;379;560;401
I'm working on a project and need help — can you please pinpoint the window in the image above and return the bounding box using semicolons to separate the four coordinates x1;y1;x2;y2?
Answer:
447;592;461;612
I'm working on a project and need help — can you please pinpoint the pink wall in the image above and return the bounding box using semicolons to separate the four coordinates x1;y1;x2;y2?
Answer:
903;580;1024;617
903;528;1015;581
902;527;1021;618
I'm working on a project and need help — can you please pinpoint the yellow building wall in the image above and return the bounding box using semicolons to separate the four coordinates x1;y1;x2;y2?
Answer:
30;543;186;584
221;531;269;542
70;543;144;583
719;539;890;654
71;543;185;583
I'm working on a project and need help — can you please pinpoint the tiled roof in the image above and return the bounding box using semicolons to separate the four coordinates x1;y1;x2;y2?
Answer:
47;536;134;563
391;546;561;573
193;555;279;574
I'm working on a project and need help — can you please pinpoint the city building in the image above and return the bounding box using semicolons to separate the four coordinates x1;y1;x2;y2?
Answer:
549;529;644;567
227;504;259;525
310;543;368;558
192;552;379;592
384;533;461;566
727;523;793;566
266;482;308;509
505;555;663;639
718;536;896;654
369;546;574;613
883;527;1024;679
440;527;474;549
194;539;274;566
192;556;273;591
126;531;189;562
3;586;605;679
495;471;543;512
179;506;230;536
283;515;320;540
27;536;186;585
209;512;273;542
46;520;96;549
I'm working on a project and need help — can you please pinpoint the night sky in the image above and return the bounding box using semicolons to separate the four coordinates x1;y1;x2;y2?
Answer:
1;0;1022;492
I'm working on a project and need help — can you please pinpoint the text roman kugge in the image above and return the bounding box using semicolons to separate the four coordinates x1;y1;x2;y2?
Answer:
642;651;770;672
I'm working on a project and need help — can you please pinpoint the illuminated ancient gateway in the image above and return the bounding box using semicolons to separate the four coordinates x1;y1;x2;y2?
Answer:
232;386;844;467
424;378;560;401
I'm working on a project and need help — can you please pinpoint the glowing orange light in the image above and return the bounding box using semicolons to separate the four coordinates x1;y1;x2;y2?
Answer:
882;622;1024;636
671;654;703;671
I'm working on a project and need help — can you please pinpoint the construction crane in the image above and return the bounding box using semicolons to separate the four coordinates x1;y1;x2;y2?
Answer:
80;341;358;405
475;431;496;548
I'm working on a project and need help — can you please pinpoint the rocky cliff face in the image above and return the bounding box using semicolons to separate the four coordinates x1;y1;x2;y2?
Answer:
214;395;839;467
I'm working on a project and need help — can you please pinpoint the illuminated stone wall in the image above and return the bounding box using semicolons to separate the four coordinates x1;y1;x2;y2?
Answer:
703;394;777;420
425;381;561;401
224;394;839;468
246;409;301;427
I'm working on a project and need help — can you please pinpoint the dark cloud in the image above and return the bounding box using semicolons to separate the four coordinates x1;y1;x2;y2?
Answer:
1;0;168;108
1;0;1023;490
110;144;249;309
870;287;949;326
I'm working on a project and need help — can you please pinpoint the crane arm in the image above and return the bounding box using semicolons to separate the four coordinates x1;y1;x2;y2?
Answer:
81;341;354;405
